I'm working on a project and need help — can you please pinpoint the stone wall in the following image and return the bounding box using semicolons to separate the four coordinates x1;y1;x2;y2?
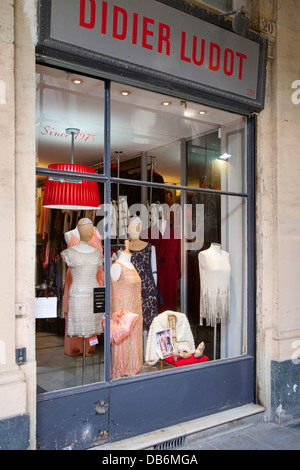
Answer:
0;0;37;449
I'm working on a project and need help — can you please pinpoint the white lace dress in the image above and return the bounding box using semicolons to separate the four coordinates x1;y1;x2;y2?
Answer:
61;247;103;338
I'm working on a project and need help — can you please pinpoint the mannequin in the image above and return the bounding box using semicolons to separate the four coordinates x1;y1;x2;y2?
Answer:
128;217;157;280
74;219;97;253
110;240;143;379
110;240;134;281
198;242;231;327
61;218;103;339
128;217;158;331
62;223;104;356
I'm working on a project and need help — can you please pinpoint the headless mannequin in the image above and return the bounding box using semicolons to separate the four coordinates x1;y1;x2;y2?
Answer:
110;240;134;282
128;217;157;285
198;242;231;359
199;242;225;265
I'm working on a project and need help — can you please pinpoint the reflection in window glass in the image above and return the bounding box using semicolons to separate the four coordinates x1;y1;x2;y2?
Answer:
36;64;105;173
187;119;247;194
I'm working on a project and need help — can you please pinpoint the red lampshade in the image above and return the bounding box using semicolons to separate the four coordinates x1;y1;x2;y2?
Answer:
43;164;101;210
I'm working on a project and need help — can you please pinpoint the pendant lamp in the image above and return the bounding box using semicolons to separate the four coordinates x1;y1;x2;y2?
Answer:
43;128;101;210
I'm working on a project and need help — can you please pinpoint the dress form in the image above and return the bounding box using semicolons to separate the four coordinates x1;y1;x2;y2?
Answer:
61;218;103;383
63;226;93;357
61;220;102;337
198;243;231;359
74;218;97;253
128;217;159;337
128;217;157;285
110;240;134;281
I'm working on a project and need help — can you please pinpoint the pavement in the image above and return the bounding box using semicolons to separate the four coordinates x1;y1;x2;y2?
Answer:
91;404;300;452
185;418;300;450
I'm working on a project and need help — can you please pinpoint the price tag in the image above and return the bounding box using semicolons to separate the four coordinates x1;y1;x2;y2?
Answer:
89;336;99;346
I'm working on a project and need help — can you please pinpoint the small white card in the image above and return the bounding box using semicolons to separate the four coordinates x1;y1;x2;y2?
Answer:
89;336;99;346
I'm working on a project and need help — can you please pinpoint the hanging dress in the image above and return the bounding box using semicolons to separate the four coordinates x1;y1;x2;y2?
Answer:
143;224;181;313
110;262;143;379
130;244;158;328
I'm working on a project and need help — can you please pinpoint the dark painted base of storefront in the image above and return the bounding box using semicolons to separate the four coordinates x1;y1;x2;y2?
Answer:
37;356;254;450
271;360;300;422
0;413;30;450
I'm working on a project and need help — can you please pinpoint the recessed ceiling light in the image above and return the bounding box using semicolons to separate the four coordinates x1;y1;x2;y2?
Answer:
120;90;131;96
198;110;207;115
72;79;83;85
161;101;172;106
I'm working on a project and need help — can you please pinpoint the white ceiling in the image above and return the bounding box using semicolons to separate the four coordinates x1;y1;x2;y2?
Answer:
36;64;240;184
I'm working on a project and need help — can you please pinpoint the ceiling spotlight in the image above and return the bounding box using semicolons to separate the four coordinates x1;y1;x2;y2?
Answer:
120;90;131;96
198;110;207;115
72;79;83;85
161;101;172;106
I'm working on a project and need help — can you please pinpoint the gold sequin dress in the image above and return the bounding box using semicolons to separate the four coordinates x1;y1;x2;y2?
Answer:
110;262;143;379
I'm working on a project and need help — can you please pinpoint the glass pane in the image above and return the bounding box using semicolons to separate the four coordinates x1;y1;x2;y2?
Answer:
186;193;247;360
187;118;247;194
108;81;248;377
110;82;182;187
95;181;185;377
36;177;105;393
35;64;106;393
36;64;105;174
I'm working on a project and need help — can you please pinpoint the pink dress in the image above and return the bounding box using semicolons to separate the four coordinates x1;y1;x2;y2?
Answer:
110;262;143;379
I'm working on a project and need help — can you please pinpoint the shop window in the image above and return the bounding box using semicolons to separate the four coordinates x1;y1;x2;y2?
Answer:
35;65;248;392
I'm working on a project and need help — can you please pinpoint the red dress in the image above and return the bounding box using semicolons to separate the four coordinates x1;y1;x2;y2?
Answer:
143;224;181;313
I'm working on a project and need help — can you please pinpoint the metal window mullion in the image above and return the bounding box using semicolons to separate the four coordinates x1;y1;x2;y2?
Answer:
103;80;111;384
246;116;256;360
110;176;249;199
180;138;187;314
